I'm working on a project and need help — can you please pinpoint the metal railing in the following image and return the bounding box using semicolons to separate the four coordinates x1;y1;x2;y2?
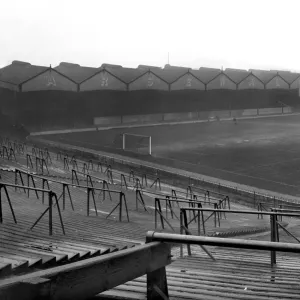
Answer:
179;207;300;263
0;181;64;235
7;168;130;222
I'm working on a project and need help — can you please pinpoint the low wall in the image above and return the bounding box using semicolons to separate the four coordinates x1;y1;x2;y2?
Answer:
163;112;198;121
242;109;258;116
283;106;293;113
92;106;292;127
259;107;283;115
208;110;231;118
122;114;162;124
94;116;122;126
230;110;244;118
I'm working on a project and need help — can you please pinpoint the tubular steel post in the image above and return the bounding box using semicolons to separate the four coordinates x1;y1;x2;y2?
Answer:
63;184;66;210
180;211;183;257
197;203;201;236
270;214;277;267
129;170;134;182
36;157;40;174
257;203;262;219
142;174;147;187
52;192;65;235
42;179;46;204
14;171;17;192
226;196;230;210
119;192;123;222
214;203;217;227
157;178;161;190
157;199;164;230
97;162;103;173
91;188;98;216
201;206;205;235
87;188;90;216
155;198;158;230
121;174;127;190
66;184;74;211
88;160;93;171
279;205;283;221
27;173;30;198
183;210;192;256
49;192;53;236
0;185;2;223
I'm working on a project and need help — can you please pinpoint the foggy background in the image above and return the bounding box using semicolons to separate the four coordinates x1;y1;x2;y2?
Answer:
1;0;299;71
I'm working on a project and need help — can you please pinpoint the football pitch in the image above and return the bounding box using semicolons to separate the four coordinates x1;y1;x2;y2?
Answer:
45;114;300;197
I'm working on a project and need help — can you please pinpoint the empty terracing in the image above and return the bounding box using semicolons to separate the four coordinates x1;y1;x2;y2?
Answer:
1;137;300;299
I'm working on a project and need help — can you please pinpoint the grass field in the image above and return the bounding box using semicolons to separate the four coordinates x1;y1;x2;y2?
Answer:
45;114;300;197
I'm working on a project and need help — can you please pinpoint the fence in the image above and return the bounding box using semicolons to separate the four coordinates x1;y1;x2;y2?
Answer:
4;167;130;222
179;207;300;263
0;181;64;235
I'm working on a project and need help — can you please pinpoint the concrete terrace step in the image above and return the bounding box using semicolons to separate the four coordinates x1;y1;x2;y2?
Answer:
0;263;12;277
96;248;300;300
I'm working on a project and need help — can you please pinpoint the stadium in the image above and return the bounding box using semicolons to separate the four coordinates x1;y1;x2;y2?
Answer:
1;60;300;299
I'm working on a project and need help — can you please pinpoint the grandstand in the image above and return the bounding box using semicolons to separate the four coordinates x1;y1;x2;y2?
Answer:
2;60;300;299
0;61;300;131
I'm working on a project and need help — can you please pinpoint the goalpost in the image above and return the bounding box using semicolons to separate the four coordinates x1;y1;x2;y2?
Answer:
121;133;152;155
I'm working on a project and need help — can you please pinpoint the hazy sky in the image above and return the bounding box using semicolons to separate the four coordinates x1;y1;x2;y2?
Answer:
1;0;300;71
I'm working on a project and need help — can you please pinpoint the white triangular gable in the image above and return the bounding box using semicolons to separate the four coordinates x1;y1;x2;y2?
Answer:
171;73;205;90
206;74;236;90
289;77;300;89
22;70;77;91
238;74;264;90
266;76;289;89
129;72;168;91
80;70;127;91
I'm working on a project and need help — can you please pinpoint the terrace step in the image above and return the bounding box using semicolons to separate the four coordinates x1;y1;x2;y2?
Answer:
0;262;12;277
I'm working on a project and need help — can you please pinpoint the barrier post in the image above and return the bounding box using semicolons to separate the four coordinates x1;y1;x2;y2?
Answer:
270;214;277;267
49;192;53;236
87;188;90;216
0;185;2;223
119;192;123;222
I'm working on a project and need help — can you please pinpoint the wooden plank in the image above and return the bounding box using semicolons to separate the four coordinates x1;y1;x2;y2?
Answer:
165;269;300;287
0;242;171;300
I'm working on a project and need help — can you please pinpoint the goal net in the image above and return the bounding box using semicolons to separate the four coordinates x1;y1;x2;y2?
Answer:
114;133;151;155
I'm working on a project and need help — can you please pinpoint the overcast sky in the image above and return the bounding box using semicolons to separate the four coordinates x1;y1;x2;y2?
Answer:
1;0;300;71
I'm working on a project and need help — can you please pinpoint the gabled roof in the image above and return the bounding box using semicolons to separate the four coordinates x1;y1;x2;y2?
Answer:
190;67;221;83
151;68;189;83
249;69;277;83
276;71;300;84
137;65;162;70
54;62;98;83
237;72;265;87
100;67;146;84
224;68;249;83
101;63;123;68
164;64;191;70
0;61;48;85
